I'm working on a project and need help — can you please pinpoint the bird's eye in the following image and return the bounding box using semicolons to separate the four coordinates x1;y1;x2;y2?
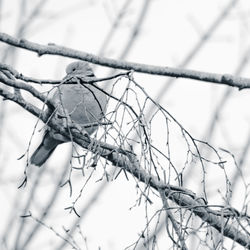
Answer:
72;68;76;71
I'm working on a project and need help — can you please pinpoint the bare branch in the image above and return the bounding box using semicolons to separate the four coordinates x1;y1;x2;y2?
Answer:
0;71;54;108
0;64;249;249
0;32;250;89
0;86;43;118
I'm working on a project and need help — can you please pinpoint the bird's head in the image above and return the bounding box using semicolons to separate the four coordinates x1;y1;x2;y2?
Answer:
65;61;95;78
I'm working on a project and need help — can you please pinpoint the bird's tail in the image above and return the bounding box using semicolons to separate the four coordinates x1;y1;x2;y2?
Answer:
30;132;60;167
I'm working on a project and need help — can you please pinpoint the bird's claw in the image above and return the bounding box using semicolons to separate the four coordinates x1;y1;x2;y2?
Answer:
69;123;91;140
53;107;91;141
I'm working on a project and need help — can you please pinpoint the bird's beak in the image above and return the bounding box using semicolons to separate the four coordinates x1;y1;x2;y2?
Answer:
62;74;70;81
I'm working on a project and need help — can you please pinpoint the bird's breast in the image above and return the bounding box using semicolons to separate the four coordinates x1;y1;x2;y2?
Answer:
54;84;107;134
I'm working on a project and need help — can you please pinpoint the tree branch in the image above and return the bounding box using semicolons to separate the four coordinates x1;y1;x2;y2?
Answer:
0;62;131;85
0;32;250;89
0;86;43;118
0;74;249;248
0;71;54;108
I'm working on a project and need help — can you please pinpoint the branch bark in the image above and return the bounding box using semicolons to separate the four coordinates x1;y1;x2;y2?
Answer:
0;72;249;248
0;32;250;89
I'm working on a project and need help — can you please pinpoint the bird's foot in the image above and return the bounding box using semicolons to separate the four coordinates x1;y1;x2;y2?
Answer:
69;122;90;140
53;106;91;141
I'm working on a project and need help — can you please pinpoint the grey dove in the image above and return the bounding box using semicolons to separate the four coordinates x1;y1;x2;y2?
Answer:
30;61;107;166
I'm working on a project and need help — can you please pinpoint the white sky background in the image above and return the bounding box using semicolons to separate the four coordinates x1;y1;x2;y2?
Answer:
0;0;250;249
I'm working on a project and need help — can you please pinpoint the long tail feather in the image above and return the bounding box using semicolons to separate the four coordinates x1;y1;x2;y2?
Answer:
30;132;60;167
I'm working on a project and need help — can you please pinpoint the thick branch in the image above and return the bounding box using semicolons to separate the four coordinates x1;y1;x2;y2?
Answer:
0;32;250;89
0;72;54;108
0;83;249;248
0;87;43;118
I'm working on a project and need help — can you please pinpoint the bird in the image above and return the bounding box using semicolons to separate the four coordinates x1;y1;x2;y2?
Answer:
30;61;108;167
